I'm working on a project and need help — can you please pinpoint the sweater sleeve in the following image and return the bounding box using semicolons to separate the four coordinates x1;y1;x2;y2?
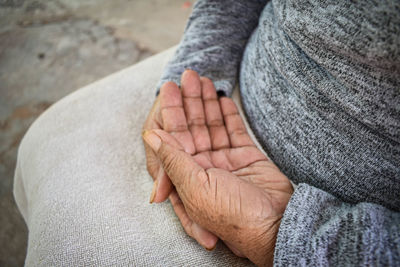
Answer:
274;183;400;266
156;0;268;96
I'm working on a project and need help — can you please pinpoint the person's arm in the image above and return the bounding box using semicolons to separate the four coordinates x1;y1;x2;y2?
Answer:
274;183;400;266
157;0;268;96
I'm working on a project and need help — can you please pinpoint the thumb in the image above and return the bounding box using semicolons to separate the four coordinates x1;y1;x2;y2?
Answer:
142;129;206;195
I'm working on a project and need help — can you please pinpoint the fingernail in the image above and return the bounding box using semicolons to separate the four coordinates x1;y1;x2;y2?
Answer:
149;179;158;204
143;131;162;152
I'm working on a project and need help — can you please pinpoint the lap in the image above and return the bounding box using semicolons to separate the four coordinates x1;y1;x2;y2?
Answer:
13;47;254;266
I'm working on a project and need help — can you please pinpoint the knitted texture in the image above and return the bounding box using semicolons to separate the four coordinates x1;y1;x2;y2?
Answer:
159;0;400;265
157;0;267;95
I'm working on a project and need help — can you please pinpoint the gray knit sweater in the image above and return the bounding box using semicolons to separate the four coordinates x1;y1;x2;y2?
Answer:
157;0;400;265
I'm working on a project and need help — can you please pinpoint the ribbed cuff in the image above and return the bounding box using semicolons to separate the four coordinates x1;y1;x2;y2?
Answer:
273;183;339;266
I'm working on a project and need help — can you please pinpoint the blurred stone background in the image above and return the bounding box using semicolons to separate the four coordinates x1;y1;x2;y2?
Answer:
0;0;193;265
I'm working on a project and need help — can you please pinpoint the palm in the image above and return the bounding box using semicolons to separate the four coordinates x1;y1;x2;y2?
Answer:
156;71;292;257
193;147;288;216
160;71;265;171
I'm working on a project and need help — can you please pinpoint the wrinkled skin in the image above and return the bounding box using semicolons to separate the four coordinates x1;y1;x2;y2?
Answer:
142;70;293;266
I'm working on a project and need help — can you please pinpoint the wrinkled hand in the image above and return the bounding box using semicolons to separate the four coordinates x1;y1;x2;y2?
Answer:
142;71;293;266
142;70;219;250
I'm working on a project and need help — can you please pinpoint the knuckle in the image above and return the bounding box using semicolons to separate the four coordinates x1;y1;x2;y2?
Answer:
160;149;179;175
188;117;205;126
144;149;159;174
208;119;223;127
168;123;188;132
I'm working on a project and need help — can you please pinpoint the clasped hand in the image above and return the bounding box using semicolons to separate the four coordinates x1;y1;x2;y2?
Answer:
142;70;293;267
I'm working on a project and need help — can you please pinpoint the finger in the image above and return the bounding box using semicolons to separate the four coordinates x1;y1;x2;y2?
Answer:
142;95;162;132
143;129;219;251
156;82;193;202
151;166;173;203
142;96;163;180
181;70;211;153
143;129;207;188
201;77;230;150
143;143;161;179
143;129;185;203
169;190;218;250
160;81;195;154
220;97;255;148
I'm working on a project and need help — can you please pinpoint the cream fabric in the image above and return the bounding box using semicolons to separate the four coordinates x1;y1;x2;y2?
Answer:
14;47;258;266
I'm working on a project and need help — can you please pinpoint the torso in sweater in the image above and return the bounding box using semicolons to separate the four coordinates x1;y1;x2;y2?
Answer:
240;0;400;210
